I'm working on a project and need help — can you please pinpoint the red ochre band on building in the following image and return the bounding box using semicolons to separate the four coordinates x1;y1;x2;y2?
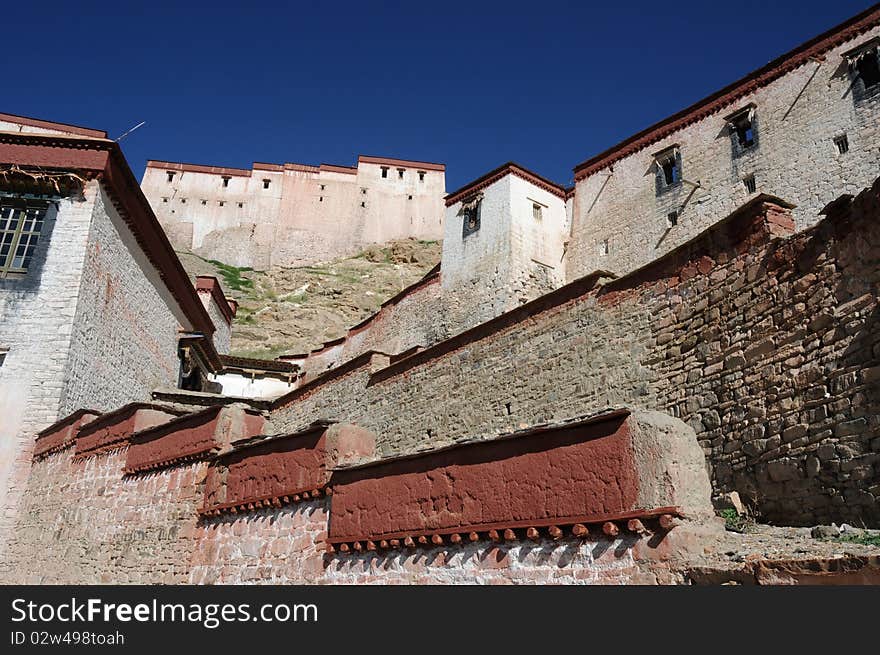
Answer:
326;411;677;550
202;421;334;515
32;409;101;460
74;403;187;460
123;405;266;475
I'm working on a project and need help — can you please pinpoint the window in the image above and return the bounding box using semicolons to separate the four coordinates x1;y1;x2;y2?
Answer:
398;168;405;179
460;195;482;237
726;105;758;156
361;188;367;194
219;201;225;207
222;176;230;188
834;134;849;154
162;197;169;203
0;202;48;277
0;347;6;367
201;199;207;205
238;202;244;208
845;39;880;101
180;198;186;204
319;196;323;202
263;179;270;189
667;211;678;227
532;202;543;221
321;184;326;191
418;171;426;182
361;201;366;208
743;174;756;194
599;239;609;257
654;147;682;195
166;171;175;183
381;167;389;179
407;195;413;200
857;53;880;88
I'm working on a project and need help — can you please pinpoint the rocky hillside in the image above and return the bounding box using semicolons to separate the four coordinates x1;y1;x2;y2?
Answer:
177;239;441;359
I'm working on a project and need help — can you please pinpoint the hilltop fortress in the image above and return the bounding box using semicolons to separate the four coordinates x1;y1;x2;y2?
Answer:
141;156;446;268
1;5;880;584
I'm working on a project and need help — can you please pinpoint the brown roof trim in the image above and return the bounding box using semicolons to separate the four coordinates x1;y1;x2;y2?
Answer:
319;163;357;175
445;162;567;206
220;354;299;374
333;409;630;472
284;162;320;173
76;402;187;437
35;408;101;440
252;162;284;172
573;4;880;181
0;112;107;139
358;155;445;172
195;275;235;324
146;160;251;177
0;133;215;335
179;332;223;372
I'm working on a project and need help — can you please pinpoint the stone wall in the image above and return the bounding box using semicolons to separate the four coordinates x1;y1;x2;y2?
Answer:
61;185;182;416
0;191;95;554
0;446;207;584
568;16;880;280
270;179;880;527
0;407;714;585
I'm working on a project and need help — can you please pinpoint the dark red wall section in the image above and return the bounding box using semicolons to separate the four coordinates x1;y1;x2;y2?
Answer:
203;427;330;512
75;404;181;458
328;414;639;542
125;407;225;473
33;410;100;459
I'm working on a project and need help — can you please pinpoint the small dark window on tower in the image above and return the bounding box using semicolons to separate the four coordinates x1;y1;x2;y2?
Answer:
532;203;543;221
856;50;880;88
180;198;186;204
361;201;366;208
834;134;849;154
407;195;413;200
654;147;682;195
599;239;609;256
319;196;323;202
222;176;230;188
219;201;225;207
667;211;678;227
201;199;207;205
381;167;389;179
726;106;758;157
418;171;425;182
460;195;482;237
361;188;367;194
166;171;175;183
398;169;404;179
320;184;326;191
162;197;169;203
845;40;880;102
263;179;270;189
238;202;244;208
743;175;756;194
0;348;6;367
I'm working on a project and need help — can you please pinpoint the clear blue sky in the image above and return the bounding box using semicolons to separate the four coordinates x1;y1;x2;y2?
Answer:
4;0;875;190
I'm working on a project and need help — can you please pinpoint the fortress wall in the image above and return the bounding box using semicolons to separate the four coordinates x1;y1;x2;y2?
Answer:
568;17;880;280
0;445;207;584
271;179;880;526
141;158;446;269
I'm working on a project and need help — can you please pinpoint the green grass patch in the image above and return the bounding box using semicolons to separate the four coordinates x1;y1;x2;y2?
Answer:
836;532;880;547
719;509;753;533
206;259;256;292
